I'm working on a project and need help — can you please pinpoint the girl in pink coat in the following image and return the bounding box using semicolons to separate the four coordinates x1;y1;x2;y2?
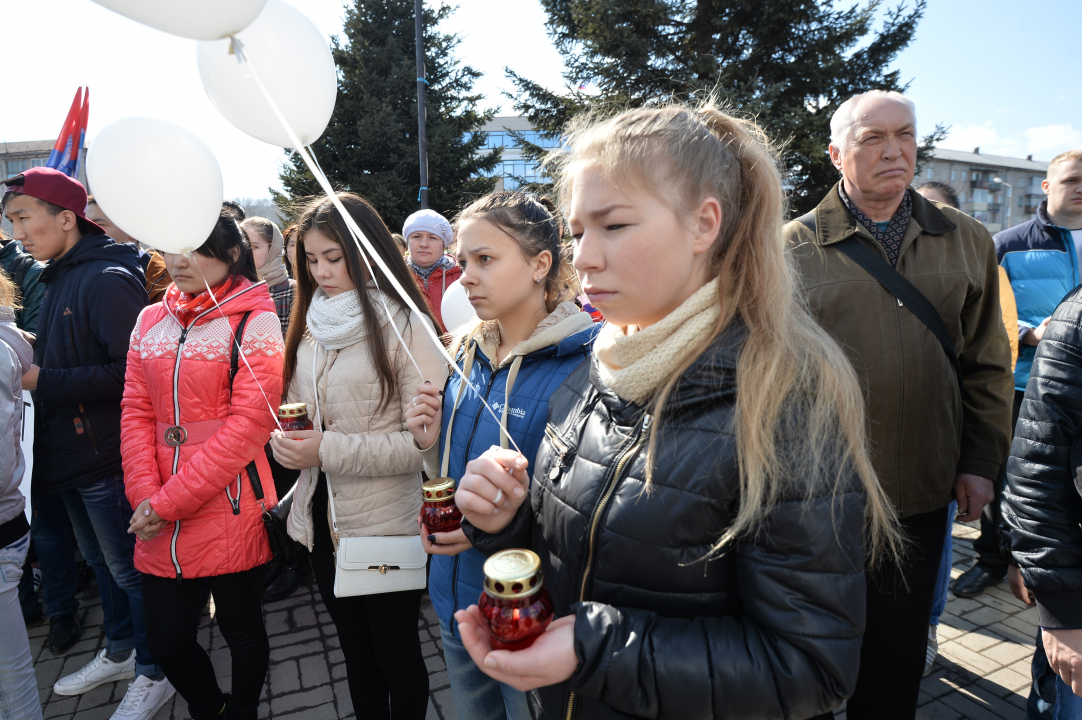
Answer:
121;211;284;720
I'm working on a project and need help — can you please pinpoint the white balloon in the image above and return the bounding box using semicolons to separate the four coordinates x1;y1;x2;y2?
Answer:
87;118;223;256
441;280;478;332
91;0;267;40
197;0;337;148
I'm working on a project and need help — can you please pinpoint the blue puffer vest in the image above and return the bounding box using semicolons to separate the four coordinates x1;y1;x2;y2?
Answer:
428;306;598;636
996;201;1081;391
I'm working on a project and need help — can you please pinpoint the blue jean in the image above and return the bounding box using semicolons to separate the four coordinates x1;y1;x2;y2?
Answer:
28;492;80;618
929;500;956;626
0;533;43;720
16;552;39;620
30;474;160;679
1055;675;1082;719
1031;629;1058;719
439;619;531;720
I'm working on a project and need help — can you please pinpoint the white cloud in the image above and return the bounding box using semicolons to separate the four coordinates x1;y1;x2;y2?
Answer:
1022;125;1082;159
939;121;1082;162
939;122;1020;157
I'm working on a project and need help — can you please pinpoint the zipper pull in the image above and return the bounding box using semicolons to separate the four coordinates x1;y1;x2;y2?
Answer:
642;413;653;433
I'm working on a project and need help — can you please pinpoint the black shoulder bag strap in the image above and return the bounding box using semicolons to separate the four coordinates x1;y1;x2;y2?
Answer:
228;310;266;505
800;211;963;391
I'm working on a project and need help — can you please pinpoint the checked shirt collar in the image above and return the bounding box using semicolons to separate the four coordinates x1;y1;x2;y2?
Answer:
839;184;913;267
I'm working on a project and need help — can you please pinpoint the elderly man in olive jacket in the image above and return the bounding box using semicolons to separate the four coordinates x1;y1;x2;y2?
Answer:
787;90;1014;720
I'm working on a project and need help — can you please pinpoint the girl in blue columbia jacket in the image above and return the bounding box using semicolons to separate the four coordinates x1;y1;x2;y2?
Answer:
406;191;597;720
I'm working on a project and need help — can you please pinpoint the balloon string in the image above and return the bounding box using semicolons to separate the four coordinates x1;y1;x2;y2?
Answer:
306;144;327;181
233;42;523;460
196;272;285;434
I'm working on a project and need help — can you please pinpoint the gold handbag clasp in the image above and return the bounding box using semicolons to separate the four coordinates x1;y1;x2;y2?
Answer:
367;564;398;573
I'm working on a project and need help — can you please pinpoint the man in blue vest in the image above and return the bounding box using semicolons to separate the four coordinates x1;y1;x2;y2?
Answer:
955;150;1082;601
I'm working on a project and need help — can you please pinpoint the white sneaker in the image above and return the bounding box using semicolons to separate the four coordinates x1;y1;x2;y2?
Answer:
111;675;176;720
53;648;136;695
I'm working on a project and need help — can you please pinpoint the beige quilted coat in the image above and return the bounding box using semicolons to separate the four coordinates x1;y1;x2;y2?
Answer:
285;298;448;550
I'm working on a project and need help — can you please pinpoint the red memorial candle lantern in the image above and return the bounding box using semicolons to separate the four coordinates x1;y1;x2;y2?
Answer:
479;549;554;651
421;476;463;533
278;403;314;432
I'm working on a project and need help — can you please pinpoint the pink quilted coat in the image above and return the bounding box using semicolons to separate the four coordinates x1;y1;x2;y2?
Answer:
121;278;284;579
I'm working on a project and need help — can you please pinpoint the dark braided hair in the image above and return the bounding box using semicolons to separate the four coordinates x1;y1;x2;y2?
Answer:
454;191;574;312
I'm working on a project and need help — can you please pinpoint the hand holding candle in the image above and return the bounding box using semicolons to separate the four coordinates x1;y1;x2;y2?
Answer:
456;447;530;534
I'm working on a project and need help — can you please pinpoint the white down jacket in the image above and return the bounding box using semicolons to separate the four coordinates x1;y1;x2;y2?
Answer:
285;296;447;549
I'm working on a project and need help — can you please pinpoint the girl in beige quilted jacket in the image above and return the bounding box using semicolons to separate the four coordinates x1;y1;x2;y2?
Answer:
270;193;447;720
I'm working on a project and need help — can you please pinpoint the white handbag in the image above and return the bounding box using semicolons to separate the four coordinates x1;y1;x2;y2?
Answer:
308;346;427;598
325;474;427;598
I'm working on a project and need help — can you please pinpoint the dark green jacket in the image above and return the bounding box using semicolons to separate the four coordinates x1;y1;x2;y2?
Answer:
786;183;1014;518
0;241;46;334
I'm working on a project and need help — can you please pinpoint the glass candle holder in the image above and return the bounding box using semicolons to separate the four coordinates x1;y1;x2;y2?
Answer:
479;549;554;651
278;403;314;432
421;476;462;533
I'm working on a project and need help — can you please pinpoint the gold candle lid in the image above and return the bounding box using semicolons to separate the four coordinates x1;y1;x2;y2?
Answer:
278;403;309;418
483;549;544;600
422;476;456;502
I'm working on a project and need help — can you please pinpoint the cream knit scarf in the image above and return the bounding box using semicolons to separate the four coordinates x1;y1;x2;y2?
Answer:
595;278;720;405
306;285;391;350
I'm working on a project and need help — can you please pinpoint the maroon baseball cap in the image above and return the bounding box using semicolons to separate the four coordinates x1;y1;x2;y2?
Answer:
2;167;105;235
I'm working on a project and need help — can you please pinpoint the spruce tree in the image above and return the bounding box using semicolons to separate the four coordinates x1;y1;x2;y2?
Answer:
274;0;499;229
507;0;936;214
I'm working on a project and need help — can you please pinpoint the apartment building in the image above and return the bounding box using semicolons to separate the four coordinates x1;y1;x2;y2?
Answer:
917;147;1049;233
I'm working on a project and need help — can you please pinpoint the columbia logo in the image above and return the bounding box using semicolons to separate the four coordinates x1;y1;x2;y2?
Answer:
63;307;72;316
490;402;526;420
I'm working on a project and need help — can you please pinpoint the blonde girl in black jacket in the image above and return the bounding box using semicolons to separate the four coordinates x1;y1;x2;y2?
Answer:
452;101;902;719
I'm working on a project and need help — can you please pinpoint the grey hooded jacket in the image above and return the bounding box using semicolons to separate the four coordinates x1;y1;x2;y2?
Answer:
0;307;31;547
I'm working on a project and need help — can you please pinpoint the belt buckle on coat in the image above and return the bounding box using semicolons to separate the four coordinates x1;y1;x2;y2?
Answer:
164;425;188;447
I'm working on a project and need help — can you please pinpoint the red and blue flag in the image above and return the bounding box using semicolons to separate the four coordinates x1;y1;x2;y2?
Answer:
46;87;90;179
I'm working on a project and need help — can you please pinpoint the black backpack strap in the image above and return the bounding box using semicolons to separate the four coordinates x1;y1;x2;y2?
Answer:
833;236;964;391
227;310;267;504
229;310;254;390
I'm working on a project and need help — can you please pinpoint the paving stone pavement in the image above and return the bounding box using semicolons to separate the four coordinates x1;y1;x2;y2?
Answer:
29;577;458;720
28;520;1040;719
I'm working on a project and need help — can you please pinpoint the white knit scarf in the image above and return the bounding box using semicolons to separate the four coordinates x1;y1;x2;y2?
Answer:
306;286;390;350
594;278;720;405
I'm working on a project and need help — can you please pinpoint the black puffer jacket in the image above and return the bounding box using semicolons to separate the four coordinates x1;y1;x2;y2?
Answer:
1002;286;1082;631
465;325;869;720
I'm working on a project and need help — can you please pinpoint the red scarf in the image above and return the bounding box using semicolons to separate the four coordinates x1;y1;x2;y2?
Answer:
167;277;239;327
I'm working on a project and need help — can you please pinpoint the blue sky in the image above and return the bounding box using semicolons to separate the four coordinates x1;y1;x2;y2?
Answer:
2;0;1078;198
889;0;1081;159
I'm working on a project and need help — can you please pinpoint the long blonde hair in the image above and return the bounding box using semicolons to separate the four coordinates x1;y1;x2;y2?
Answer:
547;101;902;565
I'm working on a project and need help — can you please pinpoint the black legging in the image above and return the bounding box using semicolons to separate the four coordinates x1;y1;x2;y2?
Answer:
309;474;429;720
143;566;269;720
